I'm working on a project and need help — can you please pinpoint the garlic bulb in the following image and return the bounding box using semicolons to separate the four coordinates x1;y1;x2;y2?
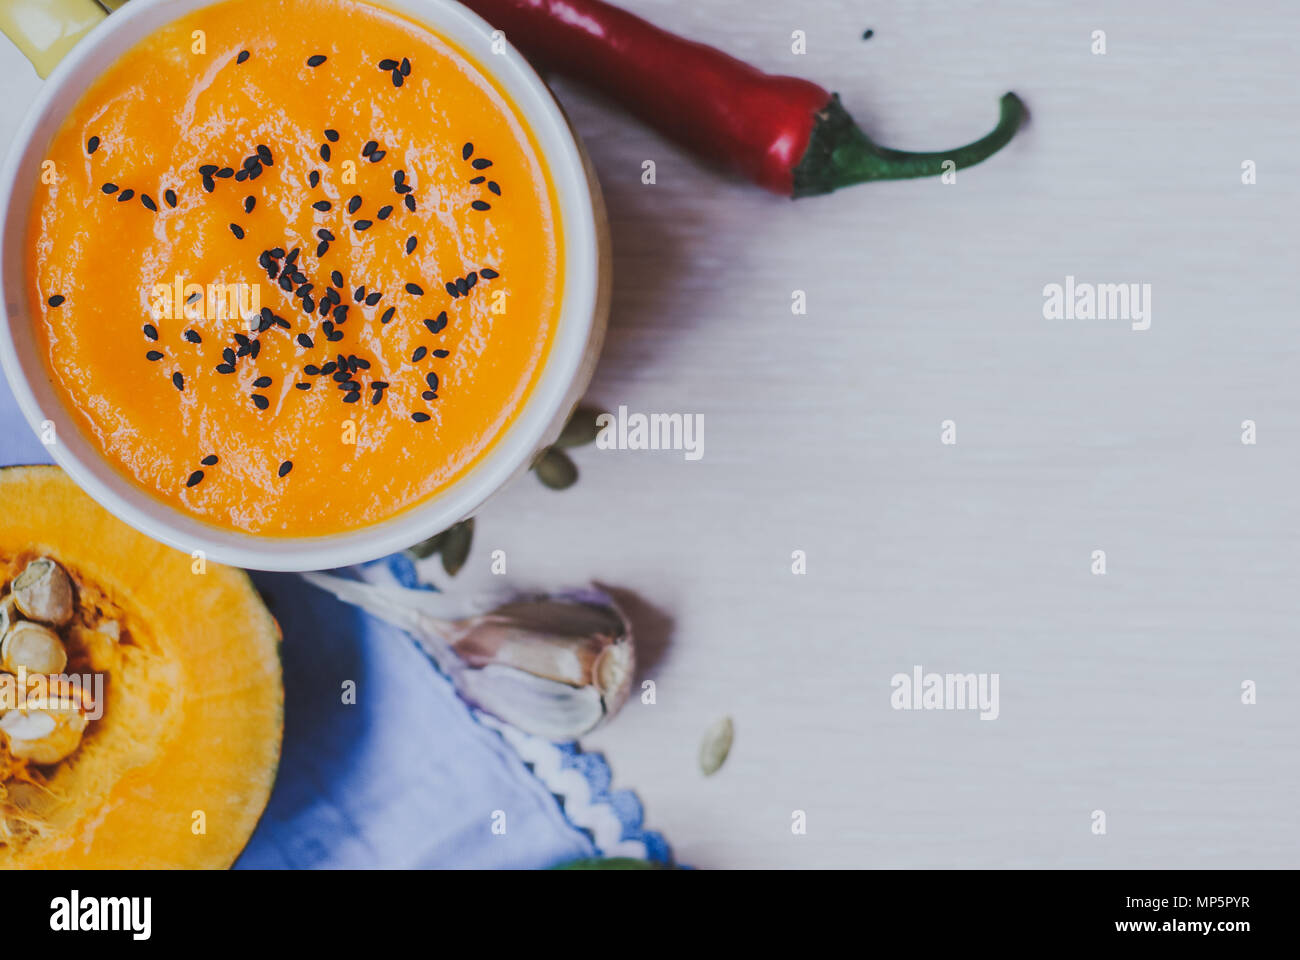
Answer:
301;575;634;740
12;558;74;626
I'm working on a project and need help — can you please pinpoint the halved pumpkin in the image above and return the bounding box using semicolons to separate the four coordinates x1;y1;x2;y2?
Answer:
0;465;282;868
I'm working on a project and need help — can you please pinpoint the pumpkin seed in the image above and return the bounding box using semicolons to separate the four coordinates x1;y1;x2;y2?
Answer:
439;518;474;577
534;447;578;489
0;697;88;764
699;715;734;776
554;406;606;448
406;529;447;560
1;621;68;675
12;557;74;626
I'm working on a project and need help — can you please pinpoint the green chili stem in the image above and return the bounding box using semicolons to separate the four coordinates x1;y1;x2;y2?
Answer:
792;92;1026;198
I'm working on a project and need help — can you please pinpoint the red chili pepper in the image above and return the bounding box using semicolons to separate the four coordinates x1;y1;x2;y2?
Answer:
461;0;1025;197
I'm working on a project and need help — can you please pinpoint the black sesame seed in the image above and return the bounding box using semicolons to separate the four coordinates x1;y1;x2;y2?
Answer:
331;270;343;286
286;247;299;263
165;189;178;207
186;470;204;487
237;50;250;64
146;350;163;361
354;285;365;301
404;195;416;211
252;394;269;409
432;349;449;358
173;371;184;390
230;223;245;239
86;136;99;155
304;364;320;376
377;204;393;219
405;282;423;296
465;272;478;288
102;183;118;194
200;164;218;176
364;292;381;306
303;294;317;312
377;306;394;324
327;329;343;342
278;460;293;477
394;170;406;185
257;144;273;165
333;304;349;322
117;189;134;202
242;155;259;172
270;246;285;258
422;390;436;400
250;340;261;358
201;454;219;466
307;55;327;67
462;143;473;160
235;168;249;182
401;57;411;76
216;363;234;375
395;183;412;194
143;324;158;340
202;176;215;193
444;282;458;298
456;278;469;296
362;141;377;157
354;219;373;231
472;158;492;170
312;200;331;212
480;268;498;279
411;346;427;362
295;382;310;390
316;241;328;256
488;181;501;195
412;412;430;422
369;148;384;161
253;375;272;388
248;162;263;180
471;200;490;211
425;313;447;333
347;195;362;213
379;58;398;70
243;195;255;213
324;128;339;143
317;228;334;241
320;143;331;162
405;236;417;254
469;176;485;185
278;275;293;291
426;372;439;391
216;167;234;178
296;334;313;348
184;329;201;344
353;357;370;370
47;295;65;307
391;70;403;88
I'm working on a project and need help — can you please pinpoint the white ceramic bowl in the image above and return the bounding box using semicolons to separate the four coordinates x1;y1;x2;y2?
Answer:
0;0;609;571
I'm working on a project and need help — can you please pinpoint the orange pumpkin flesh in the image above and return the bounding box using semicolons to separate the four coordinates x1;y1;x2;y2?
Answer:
0;466;282;868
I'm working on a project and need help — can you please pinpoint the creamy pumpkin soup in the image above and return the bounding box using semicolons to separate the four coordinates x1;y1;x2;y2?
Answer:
27;0;562;536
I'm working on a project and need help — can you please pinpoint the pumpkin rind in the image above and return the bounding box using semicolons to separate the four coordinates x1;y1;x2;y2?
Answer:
0;466;282;869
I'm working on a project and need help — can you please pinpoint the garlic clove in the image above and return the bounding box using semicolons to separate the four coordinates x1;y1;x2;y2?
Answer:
1;621;68;675
301;574;635;739
11;557;74;626
0;697;87;764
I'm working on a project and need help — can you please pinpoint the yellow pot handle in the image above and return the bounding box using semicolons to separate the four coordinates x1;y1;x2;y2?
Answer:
0;0;128;79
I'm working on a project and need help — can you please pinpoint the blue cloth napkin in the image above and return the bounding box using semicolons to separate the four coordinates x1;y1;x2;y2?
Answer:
0;377;666;868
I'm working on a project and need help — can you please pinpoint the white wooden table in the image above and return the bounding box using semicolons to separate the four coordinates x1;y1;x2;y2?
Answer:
4;0;1298;868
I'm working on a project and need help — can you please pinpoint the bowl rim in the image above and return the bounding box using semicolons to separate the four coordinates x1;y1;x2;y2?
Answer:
0;0;601;571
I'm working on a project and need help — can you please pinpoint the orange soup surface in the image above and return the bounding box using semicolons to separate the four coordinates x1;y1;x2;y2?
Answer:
27;0;562;536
